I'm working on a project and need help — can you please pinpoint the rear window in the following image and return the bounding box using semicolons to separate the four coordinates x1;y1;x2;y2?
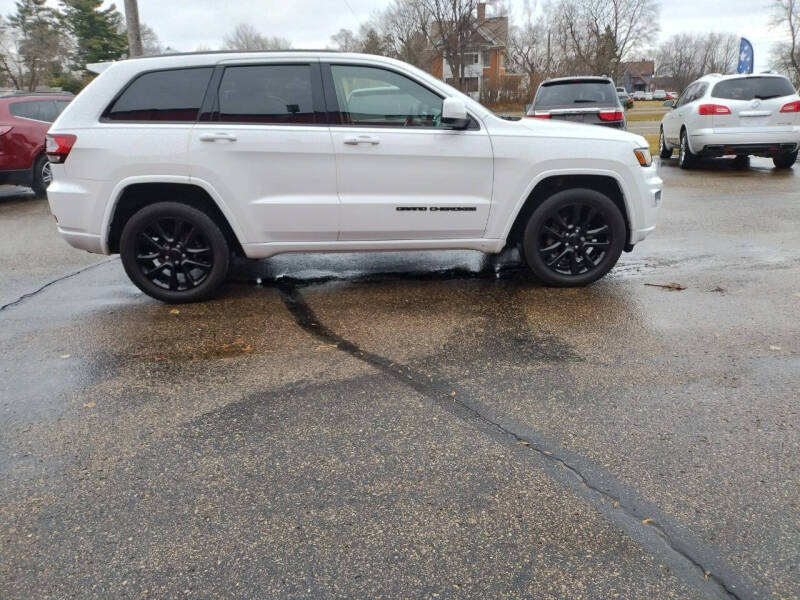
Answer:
106;67;213;122
535;81;617;107
711;77;796;101
10;100;62;122
217;64;315;124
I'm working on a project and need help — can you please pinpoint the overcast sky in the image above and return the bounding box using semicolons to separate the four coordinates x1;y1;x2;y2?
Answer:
0;0;785;71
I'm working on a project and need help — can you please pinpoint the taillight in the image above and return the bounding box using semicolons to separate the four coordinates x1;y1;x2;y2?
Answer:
0;125;13;136
598;109;624;122
528;111;550;119
45;133;76;164
780;100;800;113
698;104;731;115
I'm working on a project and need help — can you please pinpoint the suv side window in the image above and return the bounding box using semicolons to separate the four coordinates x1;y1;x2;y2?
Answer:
216;64;315;124
690;83;708;103
10;100;50;122
329;64;445;128
676;84;696;108
106;67;213;122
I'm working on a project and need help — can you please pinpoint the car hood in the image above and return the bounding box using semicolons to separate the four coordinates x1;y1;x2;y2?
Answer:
512;116;648;147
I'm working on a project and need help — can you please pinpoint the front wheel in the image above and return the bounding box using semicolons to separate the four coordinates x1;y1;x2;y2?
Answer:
31;154;51;196
773;150;797;169
658;128;672;159
120;202;230;303
522;189;626;287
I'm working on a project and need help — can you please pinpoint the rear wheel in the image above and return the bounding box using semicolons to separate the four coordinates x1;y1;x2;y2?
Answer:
678;129;697;169
733;155;750;170
773;150;797;169
522;188;626;287
658;128;672;159
31;154;51;196
120;202;230;303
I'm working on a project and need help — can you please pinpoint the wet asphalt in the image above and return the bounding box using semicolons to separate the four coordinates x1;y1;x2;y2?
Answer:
1;157;798;599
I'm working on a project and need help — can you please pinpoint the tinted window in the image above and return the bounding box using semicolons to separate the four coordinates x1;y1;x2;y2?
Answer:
55;100;70;117
535;81;618;107
217;65;315;124
107;67;213;121
10;100;58;122
712;76;796;101
676;83;696;108
330;64;444;128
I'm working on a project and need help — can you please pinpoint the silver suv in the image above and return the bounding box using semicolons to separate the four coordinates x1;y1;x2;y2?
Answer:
659;73;800;169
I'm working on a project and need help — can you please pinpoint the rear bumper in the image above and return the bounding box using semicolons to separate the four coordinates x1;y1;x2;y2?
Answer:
47;174;110;254
690;128;800;155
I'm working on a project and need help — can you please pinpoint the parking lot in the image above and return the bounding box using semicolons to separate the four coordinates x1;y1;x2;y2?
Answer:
1;158;798;599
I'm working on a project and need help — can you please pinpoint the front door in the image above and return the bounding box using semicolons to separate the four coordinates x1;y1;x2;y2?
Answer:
189;61;339;244
323;63;493;241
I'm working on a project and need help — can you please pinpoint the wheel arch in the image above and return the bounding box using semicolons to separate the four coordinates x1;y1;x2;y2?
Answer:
504;173;632;250
104;179;245;256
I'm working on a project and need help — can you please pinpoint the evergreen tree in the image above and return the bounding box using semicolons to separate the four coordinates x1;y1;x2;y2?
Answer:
60;0;127;70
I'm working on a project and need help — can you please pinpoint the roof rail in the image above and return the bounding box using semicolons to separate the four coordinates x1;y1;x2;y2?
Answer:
0;90;74;98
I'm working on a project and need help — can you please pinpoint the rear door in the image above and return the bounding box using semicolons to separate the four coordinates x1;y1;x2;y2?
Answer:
663;83;697;142
709;76;799;134
323;62;493;241
189;60;338;244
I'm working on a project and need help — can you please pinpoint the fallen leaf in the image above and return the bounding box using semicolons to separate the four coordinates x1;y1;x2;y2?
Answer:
449;390;456;396
242;345;253;352
170;308;180;314
645;282;686;291
59;354;71;359
707;286;726;294
83;401;96;408
517;441;530;446
642;517;653;524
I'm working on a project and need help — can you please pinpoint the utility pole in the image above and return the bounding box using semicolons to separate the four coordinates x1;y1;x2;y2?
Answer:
124;0;143;57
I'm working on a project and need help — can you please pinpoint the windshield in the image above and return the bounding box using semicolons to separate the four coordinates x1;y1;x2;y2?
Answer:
535;81;617;107
712;77;796;101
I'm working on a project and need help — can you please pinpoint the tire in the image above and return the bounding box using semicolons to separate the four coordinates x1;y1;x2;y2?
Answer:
31;154;51;196
678;129;697;169
522;188;626;287
773;150;797;169
658;128;672;159
120;202;230;303
733;155;750;170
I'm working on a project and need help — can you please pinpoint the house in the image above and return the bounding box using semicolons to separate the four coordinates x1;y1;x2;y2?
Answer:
429;2;521;101
619;60;655;93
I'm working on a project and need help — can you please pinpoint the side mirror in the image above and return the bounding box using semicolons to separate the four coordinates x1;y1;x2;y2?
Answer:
663;99;675;108
441;97;470;129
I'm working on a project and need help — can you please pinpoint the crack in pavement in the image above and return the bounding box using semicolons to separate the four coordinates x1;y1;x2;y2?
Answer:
279;282;758;600
0;257;119;313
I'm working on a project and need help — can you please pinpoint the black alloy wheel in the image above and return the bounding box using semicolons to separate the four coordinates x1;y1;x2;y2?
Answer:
522;188;625;287
120;202;230;302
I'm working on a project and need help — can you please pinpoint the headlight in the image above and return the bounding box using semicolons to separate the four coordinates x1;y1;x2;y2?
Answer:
634;148;652;167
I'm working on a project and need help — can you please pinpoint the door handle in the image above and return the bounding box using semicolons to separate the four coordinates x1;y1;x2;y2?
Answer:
343;135;380;145
199;132;237;142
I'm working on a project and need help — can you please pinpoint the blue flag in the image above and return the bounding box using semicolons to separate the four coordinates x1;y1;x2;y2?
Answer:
737;38;754;74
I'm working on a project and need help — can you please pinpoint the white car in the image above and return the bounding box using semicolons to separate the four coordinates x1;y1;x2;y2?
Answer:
46;52;662;302
632;91;646;100
644;92;654;101
652;90;667;101
659;73;800;169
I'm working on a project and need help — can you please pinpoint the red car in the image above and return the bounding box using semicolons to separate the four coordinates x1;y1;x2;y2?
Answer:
0;93;73;195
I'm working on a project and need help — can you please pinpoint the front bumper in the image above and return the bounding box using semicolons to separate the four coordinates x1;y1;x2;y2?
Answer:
625;161;662;247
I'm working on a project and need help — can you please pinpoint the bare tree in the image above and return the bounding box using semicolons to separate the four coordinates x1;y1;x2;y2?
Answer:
509;15;554;94
329;28;361;52
550;0;658;79
770;0;800;86
223;24;291;51
140;23;163;56
418;0;478;89
655;32;739;92
381;0;431;68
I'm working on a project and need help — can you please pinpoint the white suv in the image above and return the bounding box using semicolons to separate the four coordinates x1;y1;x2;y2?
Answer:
659;73;800;169
47;51;662;302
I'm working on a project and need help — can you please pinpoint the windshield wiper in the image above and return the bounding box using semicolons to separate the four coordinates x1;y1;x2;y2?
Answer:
573;99;598;103
753;94;780;100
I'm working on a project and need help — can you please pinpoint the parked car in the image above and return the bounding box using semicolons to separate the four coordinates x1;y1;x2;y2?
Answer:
48;52;662;302
632;90;646;100
659;73;800;169
652;89;667;101
666;91;677;100
527;76;626;129
616;87;634;109
0;92;72;195
644;92;654;100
